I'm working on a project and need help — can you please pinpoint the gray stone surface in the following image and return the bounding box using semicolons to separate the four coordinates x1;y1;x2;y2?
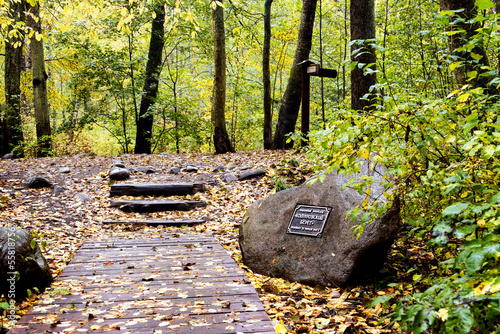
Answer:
169;167;181;175
223;173;238;183
58;167;70;174
2;153;18;160
112;160;125;168
25;176;52;189
109;167;130;181
53;185;64;196
239;162;400;287
214;165;226;172
75;193;90;202
0;227;53;298
185;166;199;173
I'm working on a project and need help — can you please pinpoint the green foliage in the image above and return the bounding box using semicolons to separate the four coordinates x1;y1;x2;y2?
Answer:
30;230;47;252
306;3;500;333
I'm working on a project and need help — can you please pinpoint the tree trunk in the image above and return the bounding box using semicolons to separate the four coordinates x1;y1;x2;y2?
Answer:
263;0;274;149
350;0;377;112
272;0;317;150
2;0;25;156
211;0;234;154
135;4;165;154
27;1;52;157
440;0;490;87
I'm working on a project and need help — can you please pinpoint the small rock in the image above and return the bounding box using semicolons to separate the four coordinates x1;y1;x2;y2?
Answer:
109;167;130;181
75;153;89;158
128;167;139;173
58;167;70;174
239;166;253;171
223;173;238;183
214;165;226;172
53;185;64;196
112;160;125;168
2;153;18;160
75;193;90;202
25;176;52;189
145;167;156;174
185;166;199;173
239;169;267;181
169;167;181;174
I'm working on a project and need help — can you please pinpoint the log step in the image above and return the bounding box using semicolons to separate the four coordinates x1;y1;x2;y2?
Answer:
110;183;205;197
110;200;207;213
102;219;206;226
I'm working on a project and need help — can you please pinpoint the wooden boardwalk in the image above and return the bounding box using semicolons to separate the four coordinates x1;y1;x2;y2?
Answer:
10;234;275;333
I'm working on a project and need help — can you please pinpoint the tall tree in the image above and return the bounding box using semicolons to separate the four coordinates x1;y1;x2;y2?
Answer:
263;0;274;149
350;0;376;112
2;0;25;156
135;3;166;154
440;0;490;86
272;0;318;149
27;0;52;156
211;0;234;154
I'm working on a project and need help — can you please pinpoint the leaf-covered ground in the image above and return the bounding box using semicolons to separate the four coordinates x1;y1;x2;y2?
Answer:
0;150;417;333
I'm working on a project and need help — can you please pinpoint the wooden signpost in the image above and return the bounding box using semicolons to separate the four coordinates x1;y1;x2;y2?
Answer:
298;60;337;147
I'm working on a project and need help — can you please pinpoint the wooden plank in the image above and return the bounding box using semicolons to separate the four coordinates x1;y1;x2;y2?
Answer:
102;219;207;226
10;234;275;334
12;312;274;333
110;183;205;197
110;200;207;213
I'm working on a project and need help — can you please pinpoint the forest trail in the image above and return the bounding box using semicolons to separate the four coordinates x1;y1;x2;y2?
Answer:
1;151;396;333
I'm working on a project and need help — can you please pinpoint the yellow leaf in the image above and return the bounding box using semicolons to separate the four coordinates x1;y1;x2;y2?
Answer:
152;11;156;19
362;149;370;161
362;198;369;209
457;93;470;102
470;52;483;60
437;308;448;321
275;323;287;334
90;325;100;330
449;61;462;71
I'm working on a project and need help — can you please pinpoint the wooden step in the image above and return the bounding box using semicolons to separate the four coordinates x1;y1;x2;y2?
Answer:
110;182;205;197
110;200;207;213
102;219;206;226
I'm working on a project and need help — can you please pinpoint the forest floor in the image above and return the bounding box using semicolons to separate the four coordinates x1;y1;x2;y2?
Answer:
0;150;419;333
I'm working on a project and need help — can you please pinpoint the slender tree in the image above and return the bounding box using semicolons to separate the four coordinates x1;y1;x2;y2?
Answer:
211;0;234;154
135;3;165;154
350;0;376;112
440;0;490;87
263;0;274;149
27;0;52;156
272;0;318;149
2;0;25;156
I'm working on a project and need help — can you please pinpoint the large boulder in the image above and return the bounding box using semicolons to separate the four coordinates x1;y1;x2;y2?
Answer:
239;161;400;287
0;227;53;299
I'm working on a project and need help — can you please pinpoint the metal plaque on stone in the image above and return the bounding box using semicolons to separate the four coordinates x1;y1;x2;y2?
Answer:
286;204;332;238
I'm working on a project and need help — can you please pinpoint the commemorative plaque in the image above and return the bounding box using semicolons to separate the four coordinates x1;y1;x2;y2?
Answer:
287;204;332;238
